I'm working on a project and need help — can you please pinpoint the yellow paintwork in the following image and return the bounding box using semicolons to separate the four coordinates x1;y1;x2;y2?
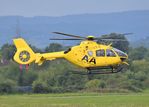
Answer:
13;38;36;65
13;38;128;68
22;54;27;59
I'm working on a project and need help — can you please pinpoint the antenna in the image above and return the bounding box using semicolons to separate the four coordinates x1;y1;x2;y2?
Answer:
15;18;22;38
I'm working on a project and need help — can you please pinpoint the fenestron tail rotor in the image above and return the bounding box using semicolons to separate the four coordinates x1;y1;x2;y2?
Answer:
19;51;30;62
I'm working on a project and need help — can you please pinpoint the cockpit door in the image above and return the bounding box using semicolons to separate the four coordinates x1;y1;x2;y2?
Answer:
95;49;106;66
105;49;120;65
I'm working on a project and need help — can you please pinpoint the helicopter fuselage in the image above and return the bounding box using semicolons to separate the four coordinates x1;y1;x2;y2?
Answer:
63;40;128;68
13;38;128;71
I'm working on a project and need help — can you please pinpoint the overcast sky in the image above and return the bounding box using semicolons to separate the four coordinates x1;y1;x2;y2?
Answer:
0;0;149;17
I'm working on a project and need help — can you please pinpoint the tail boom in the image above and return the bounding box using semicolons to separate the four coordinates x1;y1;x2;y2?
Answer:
13;38;65;65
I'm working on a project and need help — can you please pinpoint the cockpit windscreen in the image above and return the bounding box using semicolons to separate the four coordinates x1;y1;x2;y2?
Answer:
113;48;127;57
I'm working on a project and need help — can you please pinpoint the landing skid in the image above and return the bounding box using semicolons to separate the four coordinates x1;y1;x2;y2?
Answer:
71;64;126;75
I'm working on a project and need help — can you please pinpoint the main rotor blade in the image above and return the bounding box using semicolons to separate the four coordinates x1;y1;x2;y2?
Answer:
95;32;133;40
50;38;83;40
99;39;127;41
52;32;85;39
121;33;133;35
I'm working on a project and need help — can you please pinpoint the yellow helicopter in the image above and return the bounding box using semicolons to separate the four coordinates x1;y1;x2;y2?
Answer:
13;32;129;74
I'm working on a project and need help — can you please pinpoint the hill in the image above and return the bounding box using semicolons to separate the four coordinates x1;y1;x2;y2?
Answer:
0;10;149;48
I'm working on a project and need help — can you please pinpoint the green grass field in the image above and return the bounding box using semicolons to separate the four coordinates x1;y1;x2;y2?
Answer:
0;92;149;107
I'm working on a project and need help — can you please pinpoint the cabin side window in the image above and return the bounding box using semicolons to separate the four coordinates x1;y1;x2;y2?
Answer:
96;49;105;57
106;49;116;57
64;48;71;54
88;51;93;56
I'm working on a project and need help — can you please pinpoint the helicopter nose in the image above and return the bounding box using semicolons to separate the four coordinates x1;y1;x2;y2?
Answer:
120;54;128;62
120;57;127;62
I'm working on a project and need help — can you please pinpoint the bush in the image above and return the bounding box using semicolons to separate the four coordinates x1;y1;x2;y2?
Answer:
32;80;49;93
99;81;106;89
85;79;100;90
50;87;65;93
119;80;143;92
0;79;16;93
128;85;142;92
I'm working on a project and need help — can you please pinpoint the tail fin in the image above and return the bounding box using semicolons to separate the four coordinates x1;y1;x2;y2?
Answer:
13;38;36;65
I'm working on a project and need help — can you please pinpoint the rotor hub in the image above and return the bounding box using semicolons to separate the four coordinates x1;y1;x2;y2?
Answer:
22;54;27;59
87;36;95;40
